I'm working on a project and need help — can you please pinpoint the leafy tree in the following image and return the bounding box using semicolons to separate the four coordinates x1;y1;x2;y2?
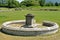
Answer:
20;0;34;7
45;2;54;6
55;2;59;6
14;1;20;7
39;0;45;6
8;0;19;8
8;0;14;8
20;0;39;7
0;0;8;7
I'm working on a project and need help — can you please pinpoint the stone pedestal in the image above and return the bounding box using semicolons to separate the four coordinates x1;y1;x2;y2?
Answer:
23;14;34;28
26;14;34;25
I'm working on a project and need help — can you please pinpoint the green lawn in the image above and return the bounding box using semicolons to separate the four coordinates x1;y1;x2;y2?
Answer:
0;10;60;40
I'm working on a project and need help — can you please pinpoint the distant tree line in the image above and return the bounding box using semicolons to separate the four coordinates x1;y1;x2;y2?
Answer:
0;0;20;8
21;0;60;7
0;0;60;8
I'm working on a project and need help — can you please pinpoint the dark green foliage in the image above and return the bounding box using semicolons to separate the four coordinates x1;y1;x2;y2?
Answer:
39;0;45;6
45;2;54;6
0;4;8;7
20;0;39;7
8;0;20;8
20;1;34;7
55;2;59;6
0;0;60;8
0;0;8;7
14;1;20;7
0;0;19;8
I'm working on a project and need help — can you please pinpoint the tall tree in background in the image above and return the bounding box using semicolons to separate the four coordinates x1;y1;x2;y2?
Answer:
20;0;40;7
14;1;20;7
0;0;8;7
55;2;59;6
39;0;45;6
20;0;34;7
8;0;19;8
45;2;53;6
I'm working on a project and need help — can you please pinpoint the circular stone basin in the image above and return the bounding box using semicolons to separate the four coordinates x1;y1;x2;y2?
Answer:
1;20;59;36
6;22;24;27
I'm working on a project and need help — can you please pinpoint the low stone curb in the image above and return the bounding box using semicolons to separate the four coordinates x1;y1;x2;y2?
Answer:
1;20;59;36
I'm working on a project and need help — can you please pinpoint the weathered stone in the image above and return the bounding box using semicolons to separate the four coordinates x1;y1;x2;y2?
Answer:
1;14;59;36
23;14;34;28
43;21;54;27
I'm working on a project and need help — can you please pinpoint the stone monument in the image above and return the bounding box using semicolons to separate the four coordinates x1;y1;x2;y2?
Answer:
1;13;59;36
22;14;34;28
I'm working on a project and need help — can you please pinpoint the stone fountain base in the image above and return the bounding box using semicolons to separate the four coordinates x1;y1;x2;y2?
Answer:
1;20;59;36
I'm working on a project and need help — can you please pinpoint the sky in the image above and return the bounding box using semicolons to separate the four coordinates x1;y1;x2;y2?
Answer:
46;0;60;3
17;0;24;2
17;0;60;3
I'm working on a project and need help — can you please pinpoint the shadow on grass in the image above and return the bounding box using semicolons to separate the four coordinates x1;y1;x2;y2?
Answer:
0;29;37;37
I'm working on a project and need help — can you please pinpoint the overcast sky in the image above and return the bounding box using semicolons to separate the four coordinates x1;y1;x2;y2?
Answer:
17;0;60;3
17;0;24;2
46;0;60;3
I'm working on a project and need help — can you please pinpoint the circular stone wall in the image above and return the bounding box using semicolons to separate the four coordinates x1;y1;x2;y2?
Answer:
1;20;59;36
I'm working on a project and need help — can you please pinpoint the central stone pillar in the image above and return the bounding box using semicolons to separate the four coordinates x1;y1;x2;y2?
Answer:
23;14;34;28
26;14;34;25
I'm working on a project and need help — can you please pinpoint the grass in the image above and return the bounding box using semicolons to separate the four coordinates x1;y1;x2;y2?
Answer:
0;8;60;40
20;6;60;11
0;10;60;25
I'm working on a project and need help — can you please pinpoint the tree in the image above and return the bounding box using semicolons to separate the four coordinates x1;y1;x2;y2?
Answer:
55;2;59;6
14;1;20;7
45;2;54;6
39;0;45;6
20;0;34;7
8;0;19;8
20;0;39;7
0;0;8;7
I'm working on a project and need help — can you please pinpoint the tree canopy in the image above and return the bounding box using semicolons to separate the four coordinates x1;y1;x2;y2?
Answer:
0;0;60;8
